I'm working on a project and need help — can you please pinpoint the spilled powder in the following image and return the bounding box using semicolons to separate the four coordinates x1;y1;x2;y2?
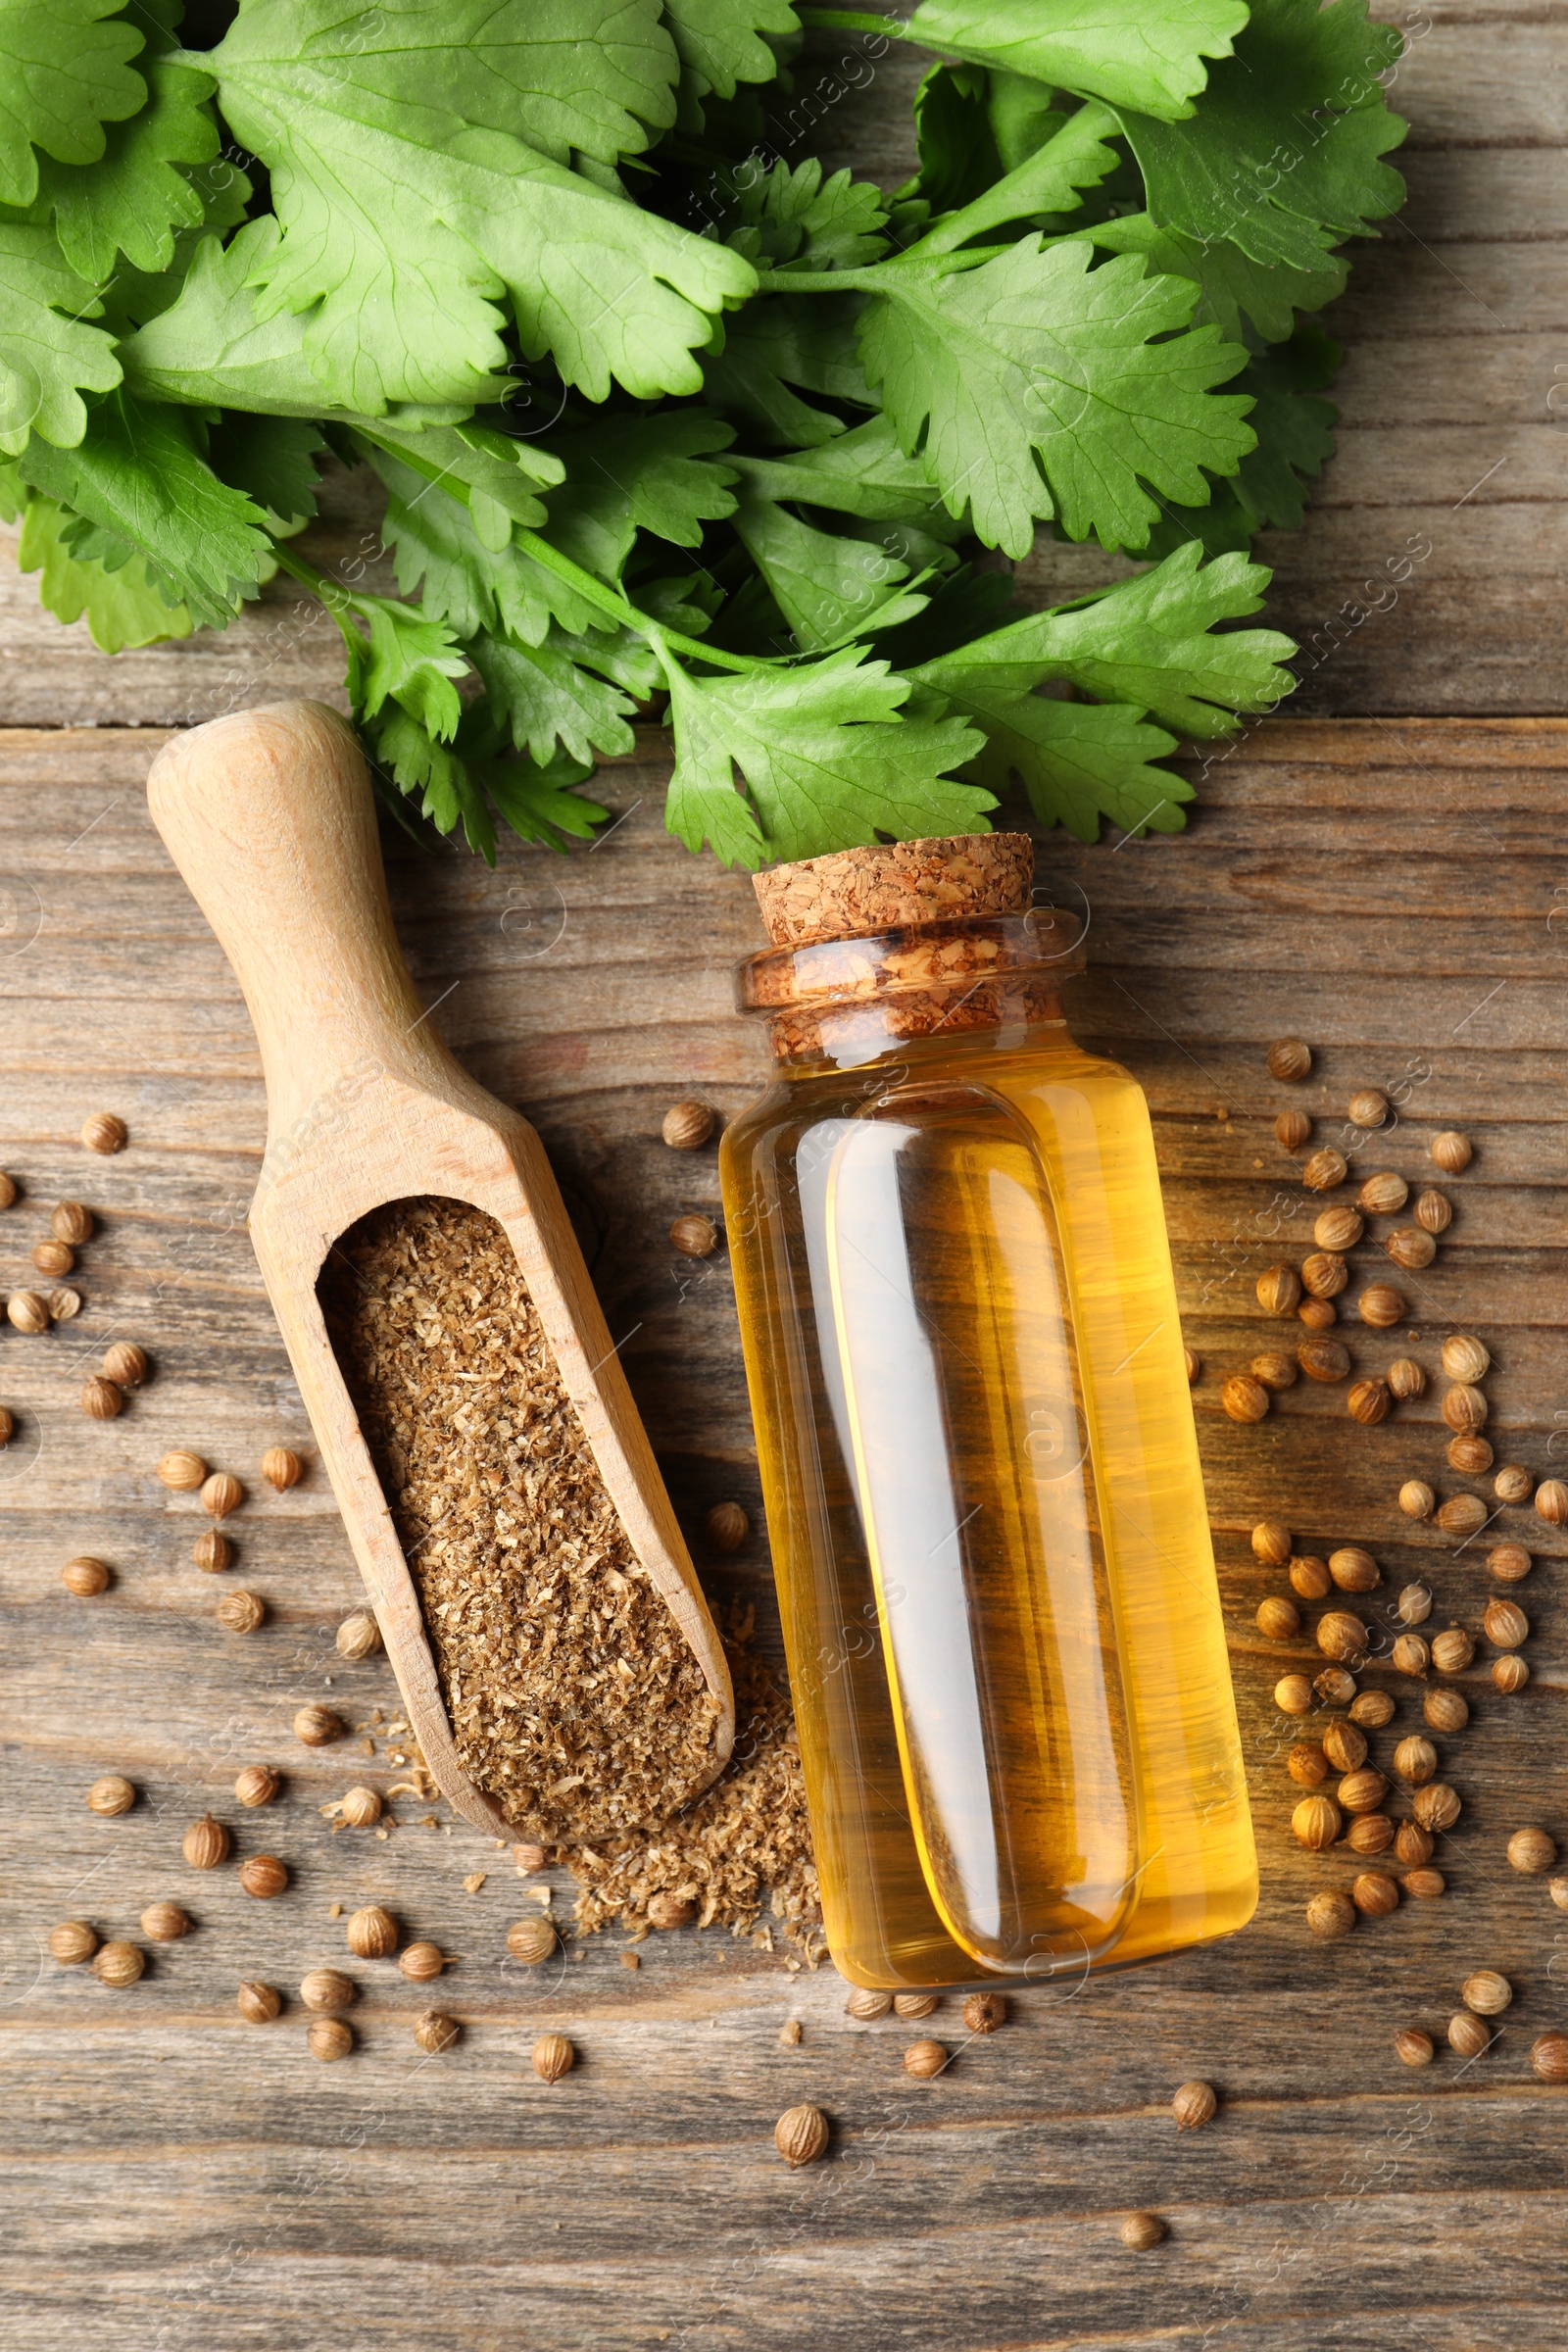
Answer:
318;1195;723;1843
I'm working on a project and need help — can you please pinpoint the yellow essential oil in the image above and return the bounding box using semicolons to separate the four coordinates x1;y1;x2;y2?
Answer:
720;839;1256;1987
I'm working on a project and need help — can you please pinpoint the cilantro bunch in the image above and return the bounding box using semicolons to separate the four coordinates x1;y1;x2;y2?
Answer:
0;0;1405;865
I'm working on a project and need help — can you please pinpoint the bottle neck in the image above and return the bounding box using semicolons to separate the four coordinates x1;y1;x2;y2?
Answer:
735;909;1086;1071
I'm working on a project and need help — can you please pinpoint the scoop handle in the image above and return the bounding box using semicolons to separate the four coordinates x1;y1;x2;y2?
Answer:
147;702;456;1138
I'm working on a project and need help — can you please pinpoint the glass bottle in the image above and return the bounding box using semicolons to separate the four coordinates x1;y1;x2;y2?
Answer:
719;834;1256;1988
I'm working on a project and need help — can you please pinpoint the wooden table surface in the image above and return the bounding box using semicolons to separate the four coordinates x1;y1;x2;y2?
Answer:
5;17;1568;2350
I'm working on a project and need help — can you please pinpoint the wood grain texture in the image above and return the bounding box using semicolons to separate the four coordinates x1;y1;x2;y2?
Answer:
4;716;1568;2350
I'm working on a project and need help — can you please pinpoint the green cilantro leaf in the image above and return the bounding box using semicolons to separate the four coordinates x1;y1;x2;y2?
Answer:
859;240;1253;557
1142;329;1340;557
727;158;889;271
662;0;800;102
916;99;1121;255
730;489;928;650
902;0;1250;122
702;292;871;445
0;0;147;209
0;219;121;453
338;591;467;739
1081;211;1346;344
726;414;956;528
18;387;272;620
372;451;607;644
961;695;1191;842
40;57;219;278
366;702;602;858
660;641;989;867
18;487;191;651
205;414;324;527
917;542;1295;738
1118;0;1406;270
469;631;639;764
201;1;754;412
544;412;738;581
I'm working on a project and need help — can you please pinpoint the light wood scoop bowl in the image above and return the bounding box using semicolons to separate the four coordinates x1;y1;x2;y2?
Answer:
147;700;733;1838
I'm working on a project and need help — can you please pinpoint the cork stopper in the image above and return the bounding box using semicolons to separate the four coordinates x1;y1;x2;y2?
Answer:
752;833;1034;950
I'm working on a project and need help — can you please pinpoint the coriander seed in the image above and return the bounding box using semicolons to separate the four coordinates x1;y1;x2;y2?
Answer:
8;1291;49;1334
1348;1814;1395;1855
1255;1596;1300;1642
1298;1297;1338;1331
1172;2080;1216;2131
662;1101;716;1152
1314;1205;1364;1251
1436;1494;1488;1538
1494;1465;1535;1505
183;1815;231;1869
1494;1655;1531;1693
79;1376;122;1421
1399;1480;1436;1521
1386;1358;1426;1401
1250;1351;1298;1392
1256;1265;1300;1316
1298;1339;1350;1383
1329;1545;1380;1593
1350;1690;1396;1729
1415;1188;1451;1233
140;1902;192;1941
1275;1674;1314;1715
1394;2029;1434;2068
1347;1378;1392;1426
1447;1435;1494;1476
33;1239;74;1279
1352;1872;1398;1918
261;1446;304;1492
669;1213;718;1258
157;1450;207;1492
533;2033;575;2083
1348;1087;1389;1129
1396;1584;1432;1626
1292;1795;1342;1850
1251;1520;1293;1568
81;1111;127;1154
1393;1736;1438;1786
1306;1890;1356;1938
1386;1227;1436;1271
1403;1868;1446;1898
400;1942;445;1982
1223;1373;1270;1424
1442;1384;1488;1434
1413;1784;1462;1833
1536;1480;1568;1527
1268;1038;1311;1082
217;1590;265;1633
0;1171;14;1206
48;1288;81;1322
1316;1667;1357;1707
1359;1172;1408;1215
845;1986;893;2020
93;1940;145;1987
1185;1348;1200;1384
1317;1609;1369;1664
506;1917;557;1965
1424;1689;1469;1734
1288;1742;1329;1787
1431;1131;1472;1173
1338;1768;1389;1815
201;1471;243;1519
294;1705;345;1746
894;1991;939;2020
1448;2011;1490;2057
192;1530;232;1572
347;1905;398;1958
648;1892;697;1930
1508;1828;1556;1875
1358;1286;1407;1330
1531;2034;1568;2084
102;1344;146;1390
1392;1635;1429;1677
61;1555;110;1596
1322;1718;1368;1772
1120;2211;1167;2250
1552;1882;1568;1913
1290;1554;1333;1600
1484;1597;1529;1649
1301;1251;1348;1299
1275;1109;1311;1151
1302;1148;1348;1193
237;1981;282;2024
335;1609;381;1659
309;2018;354;2061
240;1855;288;1898
300;1968;357;2012
1396;1822;1434;1867
1430;1629;1475;1674
49;1922;97;1965
1462;1970;1512;2015
415;2010;460;2054
86;1774;135;1816
1442;1334;1490;1384
705;1500;750;1551
234;1765;280;1807
339;1787;381;1827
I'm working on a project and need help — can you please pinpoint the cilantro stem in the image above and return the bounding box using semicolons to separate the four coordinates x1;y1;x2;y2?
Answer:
507;527;761;674
752;246;1007;296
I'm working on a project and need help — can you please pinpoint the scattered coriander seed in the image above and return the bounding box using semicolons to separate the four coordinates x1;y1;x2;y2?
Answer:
1436;1494;1488;1538
33;1239;74;1279
1462;1970;1512;2016
1256;1266;1301;1316
261;1446;304;1492
415;2009;461;2054
1394;2029;1435;2068
1250;1351;1298;1392
1315;1667;1358;1707
0;1406;10;1446
1494;1465;1535;1506
1350;1690;1396;1730
669;1214;718;1258
1317;1609;1369;1664
93;1940;145;1986
1352;1872;1399;1918
339;1787;381;1828
1268;1038;1311;1082
81;1111;127;1154
1290;1555;1333;1600
1392;1635;1430;1678
1329;1546;1381;1594
705;1500;750;1552
1274;1674;1314;1716
901;2038;948;2081
1442;1385;1488;1434
1399;1481;1437;1522
140;1902;192;1941
157;1450;207;1492
1448;2011;1491;2058
662;1100;716;1152
1120;2211;1167;2251
8;1291;49;1334
50;1201;93;1247
773;2102;831;2168
1347;1379;1392;1426
49;1921;97;1965
347;1905;398;1958
308;2018;354;2061
1359;1172;1408;1215
294;1705;346;1746
894;1991;939;2020
1494;1655;1531;1693
237;1981;282;2023
1385;1227;1436;1272
1338;1768;1389;1816
507;1917;557;1965
1415;1188;1452;1233
1393;1736;1438;1786
190;1531;231;1576
61;1555;110;1596
300;1968;357;2012
1413;1784;1462;1833
79;1376;122;1421
1301;1251;1348;1300
217;1591;265;1634
1447;1434;1494;1477
400;1942;445;1983
1550;1880;1568;1913
845;1986;894;2020
0;1171;14;1206
335;1609;382;1660
48;1288;81;1321
1298;1297;1338;1331
1431;1132;1472;1173
1298;1339;1350;1384
1314;1204;1364;1251
240;1855;288;1899
1307;1890;1356;1938
1424;1689;1469;1735
1348;1814;1395;1856
1251;1521;1293;1568
1397;1584;1433;1626
234;1765;280;1807
1358;1286;1407;1331
1396;1823;1435;1867
533;2033;575;2083
514;1842;548;1873
1171;2080;1216;2131
1255;1595;1300;1642
1403;1868;1446;1899
86;1774;135;1817
1348;1087;1389;1129
1322;1720;1367;1774
1222;1375;1270;1425
1535;1480;1568;1527
1531;2034;1568;2085
648;1892;698;1930
1292;1795;1342;1851
1442;1334;1491;1384
201;1471;243;1519
1302;1148;1348;1193
183;1814;230;1867
1430;1629;1476;1674
1184;1347;1200;1384
1485;1597;1529;1649
1386;1358;1427;1401
1508;1828;1557;1875
1275;1110;1311;1152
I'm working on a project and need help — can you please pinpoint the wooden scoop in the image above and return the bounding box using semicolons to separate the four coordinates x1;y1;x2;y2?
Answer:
147;700;733;1838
